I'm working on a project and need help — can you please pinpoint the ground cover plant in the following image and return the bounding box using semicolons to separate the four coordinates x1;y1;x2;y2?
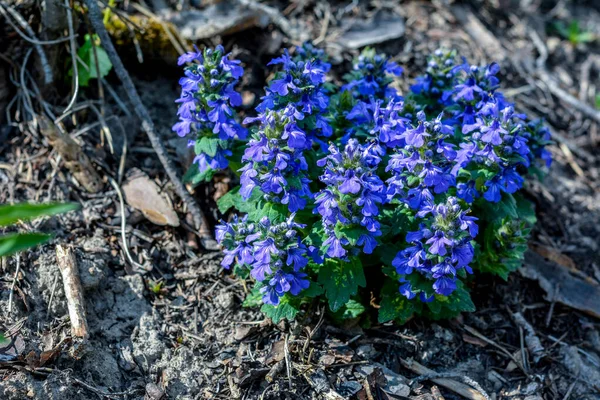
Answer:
173;44;552;324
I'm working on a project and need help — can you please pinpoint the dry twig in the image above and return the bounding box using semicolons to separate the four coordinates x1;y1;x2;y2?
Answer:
56;245;89;338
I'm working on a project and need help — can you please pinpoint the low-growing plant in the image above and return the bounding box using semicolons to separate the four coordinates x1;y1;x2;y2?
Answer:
173;45;551;324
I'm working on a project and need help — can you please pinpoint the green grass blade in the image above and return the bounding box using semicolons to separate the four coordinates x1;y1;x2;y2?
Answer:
0;233;52;257
0;203;80;227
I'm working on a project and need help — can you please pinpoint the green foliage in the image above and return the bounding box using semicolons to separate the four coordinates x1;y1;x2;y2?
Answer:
421;282;475;320
472;193;534;280
318;258;366;312
0;203;79;227
378;280;416;324
0;233;54;258
551;20;596;45
261;295;299;323
183;164;216;186
70;34;113;87
0;203;80;258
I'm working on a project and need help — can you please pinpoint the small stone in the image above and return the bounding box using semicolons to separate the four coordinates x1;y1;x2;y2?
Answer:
145;382;165;400
215;292;235;309
356;344;378;359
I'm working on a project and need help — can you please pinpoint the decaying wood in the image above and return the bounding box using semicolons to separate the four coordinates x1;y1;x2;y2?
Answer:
400;358;489;400
521;250;600;319
38;116;103;193
56;245;89;339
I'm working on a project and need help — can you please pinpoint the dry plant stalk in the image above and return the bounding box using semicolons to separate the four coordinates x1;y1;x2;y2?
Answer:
38;116;103;193
56;244;89;339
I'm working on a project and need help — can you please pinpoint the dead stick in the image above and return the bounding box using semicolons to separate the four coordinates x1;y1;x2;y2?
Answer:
83;0;205;232
400;358;489;400
56;245;89;339
39;116;103;193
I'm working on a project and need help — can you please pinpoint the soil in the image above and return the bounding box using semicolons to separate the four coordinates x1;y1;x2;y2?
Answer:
1;0;600;399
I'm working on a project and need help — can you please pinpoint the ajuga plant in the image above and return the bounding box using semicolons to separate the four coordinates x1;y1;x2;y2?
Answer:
175;45;551;324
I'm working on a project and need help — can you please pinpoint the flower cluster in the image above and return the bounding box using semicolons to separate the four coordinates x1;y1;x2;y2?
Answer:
240;107;312;211
392;197;477;299
314;139;385;258
216;214;311;306
255;49;331;140
173;46;246;173
385;111;457;208
176;45;552;324
343;48;403;101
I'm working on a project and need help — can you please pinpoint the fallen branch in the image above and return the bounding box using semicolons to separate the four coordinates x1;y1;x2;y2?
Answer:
83;0;206;233
400;358;490;400
56;245;89;339
38;116;103;193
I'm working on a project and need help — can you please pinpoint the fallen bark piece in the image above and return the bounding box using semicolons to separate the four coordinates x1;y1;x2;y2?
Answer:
38;116;103;193
521;250;600;319
337;11;405;49
122;168;180;227
400;358;489;400
56;245;89;339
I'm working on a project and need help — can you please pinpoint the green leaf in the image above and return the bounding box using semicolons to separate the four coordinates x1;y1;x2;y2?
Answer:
380;205;416;237
340;299;366;319
422;282;475;320
514;193;537;225
303;283;324;298
217;187;240;213
261;297;299;323
333;224;364;246
71;34;113;87
378;280;415;324
318;258;366;312
0;233;52;258
242;285;263;308
182;164;215;186
0;203;80;227
248;201;288;224
195;137;220;158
